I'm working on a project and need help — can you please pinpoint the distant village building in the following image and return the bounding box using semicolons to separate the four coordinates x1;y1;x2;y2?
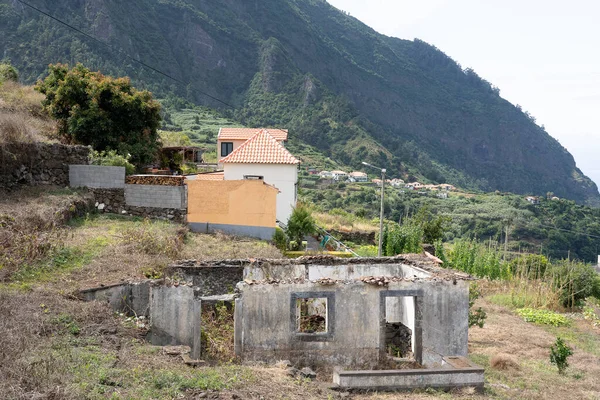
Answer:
349;171;368;182
331;170;348;181
405;182;423;190
389;178;405;187
319;171;333;179
525;196;540;205
438;184;455;191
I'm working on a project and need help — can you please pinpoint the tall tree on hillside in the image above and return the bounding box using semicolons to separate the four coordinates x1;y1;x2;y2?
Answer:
35;64;161;166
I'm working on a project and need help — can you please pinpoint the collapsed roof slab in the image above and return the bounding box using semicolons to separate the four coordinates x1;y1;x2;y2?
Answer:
166;255;471;289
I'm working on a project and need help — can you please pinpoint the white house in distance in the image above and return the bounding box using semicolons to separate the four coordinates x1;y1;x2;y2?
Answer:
348;171;368;182
331;170;348;181
217;127;288;168
220;130;300;223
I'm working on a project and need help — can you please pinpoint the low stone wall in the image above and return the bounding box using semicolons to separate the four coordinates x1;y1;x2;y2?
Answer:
69;165;125;188
1;143;90;190
89;188;186;222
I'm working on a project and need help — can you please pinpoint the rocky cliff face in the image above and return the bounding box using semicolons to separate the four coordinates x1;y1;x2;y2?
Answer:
1;0;598;204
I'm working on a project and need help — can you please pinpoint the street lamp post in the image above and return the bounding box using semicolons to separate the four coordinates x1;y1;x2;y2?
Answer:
362;161;386;257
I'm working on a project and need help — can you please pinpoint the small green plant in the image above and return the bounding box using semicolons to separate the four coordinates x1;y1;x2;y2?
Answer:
90;149;136;175
286;204;316;250
549;337;573;374
582;303;600;327
52;313;81;335
272;227;288;251
469;283;487;328
516;308;570;327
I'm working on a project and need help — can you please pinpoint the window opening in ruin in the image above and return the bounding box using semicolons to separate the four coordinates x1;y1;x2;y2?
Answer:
296;297;327;333
383;296;415;360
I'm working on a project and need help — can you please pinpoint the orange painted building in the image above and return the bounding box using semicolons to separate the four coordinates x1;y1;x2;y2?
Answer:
186;179;278;239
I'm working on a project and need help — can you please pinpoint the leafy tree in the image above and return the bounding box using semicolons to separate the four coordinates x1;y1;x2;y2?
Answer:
286;205;316;250
35;64;161;167
0;62;18;83
159;130;192;147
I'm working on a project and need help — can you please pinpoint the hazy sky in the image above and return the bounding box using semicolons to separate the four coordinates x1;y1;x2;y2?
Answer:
327;0;600;189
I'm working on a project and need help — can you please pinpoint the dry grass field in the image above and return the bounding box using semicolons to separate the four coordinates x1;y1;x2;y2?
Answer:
1;188;599;399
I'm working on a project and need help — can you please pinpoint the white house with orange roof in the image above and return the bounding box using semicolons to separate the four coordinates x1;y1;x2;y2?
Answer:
220;130;300;223
217;127;288;168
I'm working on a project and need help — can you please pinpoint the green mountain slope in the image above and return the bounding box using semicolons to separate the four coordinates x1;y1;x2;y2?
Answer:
2;0;598;204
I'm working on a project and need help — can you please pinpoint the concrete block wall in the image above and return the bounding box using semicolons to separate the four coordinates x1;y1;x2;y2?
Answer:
69;165;125;188
125;184;187;209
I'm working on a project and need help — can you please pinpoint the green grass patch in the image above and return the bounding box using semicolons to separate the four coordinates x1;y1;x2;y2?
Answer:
45;339;256;399
515;308;571;327
9;236;110;285
545;325;600;357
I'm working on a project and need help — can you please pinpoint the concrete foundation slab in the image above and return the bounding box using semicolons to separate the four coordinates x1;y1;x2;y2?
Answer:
333;357;484;391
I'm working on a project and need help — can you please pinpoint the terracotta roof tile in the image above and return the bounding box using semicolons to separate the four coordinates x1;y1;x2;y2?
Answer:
219;130;300;165
195;172;224;181
218;127;288;141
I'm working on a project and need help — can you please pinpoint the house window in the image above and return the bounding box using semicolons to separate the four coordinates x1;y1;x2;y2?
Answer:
297;297;327;333
243;175;263;180
221;142;233;157
290;292;335;341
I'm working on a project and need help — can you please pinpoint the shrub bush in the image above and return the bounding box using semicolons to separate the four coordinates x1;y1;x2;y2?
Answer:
550;337;573;374
90;150;136;175
272;227;288;251
469;283;487;328
286;205;316;250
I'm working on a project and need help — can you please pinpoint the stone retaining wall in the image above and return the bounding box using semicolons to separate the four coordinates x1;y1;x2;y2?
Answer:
1;143;90;190
89;188;186;223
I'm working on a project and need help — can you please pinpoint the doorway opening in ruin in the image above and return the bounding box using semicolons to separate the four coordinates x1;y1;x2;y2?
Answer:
380;290;422;366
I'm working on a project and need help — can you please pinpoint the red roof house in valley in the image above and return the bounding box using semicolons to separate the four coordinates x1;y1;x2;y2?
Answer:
219;130;299;165
217;127;288;165
220;130;300;223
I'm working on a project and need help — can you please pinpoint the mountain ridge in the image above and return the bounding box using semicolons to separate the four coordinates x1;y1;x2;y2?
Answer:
1;0;598;204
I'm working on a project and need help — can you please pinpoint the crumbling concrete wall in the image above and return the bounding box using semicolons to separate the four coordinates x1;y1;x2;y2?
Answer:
235;278;469;368
167;260;244;296
235;281;382;368
80;281;151;317
146;285;200;348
